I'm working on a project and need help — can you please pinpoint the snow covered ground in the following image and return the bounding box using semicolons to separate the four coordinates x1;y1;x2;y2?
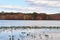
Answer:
0;28;60;40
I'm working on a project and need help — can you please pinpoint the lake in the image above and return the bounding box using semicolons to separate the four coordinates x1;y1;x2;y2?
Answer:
0;28;60;40
0;20;60;26
0;20;60;40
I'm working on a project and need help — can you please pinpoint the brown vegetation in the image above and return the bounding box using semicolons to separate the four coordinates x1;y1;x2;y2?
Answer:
0;12;60;20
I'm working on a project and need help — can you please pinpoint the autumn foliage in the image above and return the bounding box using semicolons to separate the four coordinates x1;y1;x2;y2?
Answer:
0;12;60;20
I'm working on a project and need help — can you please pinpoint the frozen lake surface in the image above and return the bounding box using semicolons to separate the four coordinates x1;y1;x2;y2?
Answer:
0;20;60;26
0;28;60;40
0;20;60;40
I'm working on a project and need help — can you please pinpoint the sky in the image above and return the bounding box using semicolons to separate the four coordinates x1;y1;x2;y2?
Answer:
0;0;60;14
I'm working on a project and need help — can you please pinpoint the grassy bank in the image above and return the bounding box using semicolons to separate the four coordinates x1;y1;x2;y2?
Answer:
0;26;60;29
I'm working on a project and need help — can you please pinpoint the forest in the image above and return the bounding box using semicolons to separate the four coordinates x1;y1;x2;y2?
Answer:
0;11;60;20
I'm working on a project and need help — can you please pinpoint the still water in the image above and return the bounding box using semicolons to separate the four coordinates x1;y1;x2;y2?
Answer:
0;20;60;26
0;20;60;40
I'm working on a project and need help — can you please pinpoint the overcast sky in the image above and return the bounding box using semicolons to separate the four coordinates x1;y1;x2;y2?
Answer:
0;0;60;14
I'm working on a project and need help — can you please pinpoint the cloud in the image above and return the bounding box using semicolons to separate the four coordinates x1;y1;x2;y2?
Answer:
0;5;58;14
0;5;34;12
26;0;60;7
0;0;60;14
0;5;45;13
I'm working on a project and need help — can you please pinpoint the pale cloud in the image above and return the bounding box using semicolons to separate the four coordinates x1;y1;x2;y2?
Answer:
0;5;45;13
0;5;56;14
26;0;60;7
0;5;34;12
0;0;60;14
